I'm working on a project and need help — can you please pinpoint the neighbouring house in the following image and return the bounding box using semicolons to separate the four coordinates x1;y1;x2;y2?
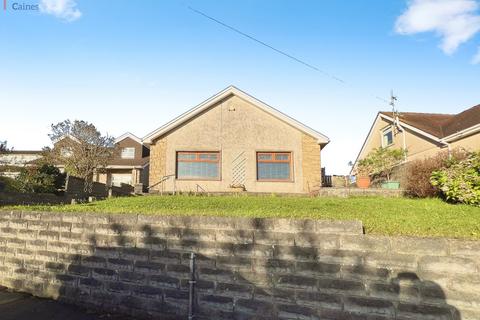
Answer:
53;133;150;188
0;150;43;178
352;104;480;173
0;133;150;189
143;86;330;194
51;134;81;173
94;132;150;188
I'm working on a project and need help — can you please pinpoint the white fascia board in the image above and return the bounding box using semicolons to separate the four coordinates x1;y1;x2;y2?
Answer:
143;86;330;145
52;134;80;144
442;124;480;142
115;132;142;144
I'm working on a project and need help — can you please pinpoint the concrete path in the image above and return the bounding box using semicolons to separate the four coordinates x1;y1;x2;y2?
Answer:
0;286;130;320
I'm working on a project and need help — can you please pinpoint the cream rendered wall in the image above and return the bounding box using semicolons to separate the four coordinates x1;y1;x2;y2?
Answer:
0;154;41;165
450;133;480;151
150;95;315;193
358;117;445;165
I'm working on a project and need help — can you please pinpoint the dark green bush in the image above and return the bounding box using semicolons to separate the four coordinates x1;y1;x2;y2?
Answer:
16;164;66;194
0;176;21;192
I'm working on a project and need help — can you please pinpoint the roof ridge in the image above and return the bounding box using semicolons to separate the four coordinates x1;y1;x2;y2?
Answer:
380;103;480;138
380;111;454;116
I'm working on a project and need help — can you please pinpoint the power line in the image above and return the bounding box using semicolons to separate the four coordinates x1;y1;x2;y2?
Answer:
188;6;346;84
187;6;392;106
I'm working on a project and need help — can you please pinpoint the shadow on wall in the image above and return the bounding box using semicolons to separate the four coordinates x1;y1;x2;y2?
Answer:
1;217;463;320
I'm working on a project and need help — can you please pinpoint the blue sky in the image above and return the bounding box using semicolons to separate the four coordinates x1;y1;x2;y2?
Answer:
1;0;479;174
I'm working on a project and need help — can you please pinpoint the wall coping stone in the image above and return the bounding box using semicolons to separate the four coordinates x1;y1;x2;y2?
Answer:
0;210;363;235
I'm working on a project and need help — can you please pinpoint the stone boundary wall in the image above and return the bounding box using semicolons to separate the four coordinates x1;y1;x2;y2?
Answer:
0;211;478;320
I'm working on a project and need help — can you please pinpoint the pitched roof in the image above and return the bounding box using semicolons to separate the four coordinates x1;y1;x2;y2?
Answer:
143;86;330;145
52;134;80;144
443;104;480;137
115;132;143;145
379;104;480;139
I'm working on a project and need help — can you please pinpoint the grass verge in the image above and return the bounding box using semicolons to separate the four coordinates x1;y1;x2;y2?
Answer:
4;195;480;239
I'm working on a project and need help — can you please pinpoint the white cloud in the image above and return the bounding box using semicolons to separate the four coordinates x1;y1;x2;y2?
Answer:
473;47;480;63
395;0;480;54
40;0;82;22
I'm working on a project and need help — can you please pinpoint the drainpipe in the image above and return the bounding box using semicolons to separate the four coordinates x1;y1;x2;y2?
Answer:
439;139;451;158
188;253;196;320
395;115;407;162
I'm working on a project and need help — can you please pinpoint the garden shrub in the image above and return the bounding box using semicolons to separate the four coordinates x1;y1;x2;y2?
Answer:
357;147;406;181
405;149;468;198
16;164;66;194
431;151;480;206
0;176;21;192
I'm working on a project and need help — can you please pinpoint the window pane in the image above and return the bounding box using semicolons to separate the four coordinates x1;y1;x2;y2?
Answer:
177;162;219;179
383;131;393;146
258;154;272;161
176;151;220;179
121;147;135;159
178;153;196;160
275;154;289;161
258;162;290;180
199;153;218;160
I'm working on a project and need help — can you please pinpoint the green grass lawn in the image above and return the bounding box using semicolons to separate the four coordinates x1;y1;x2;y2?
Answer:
4;195;480;239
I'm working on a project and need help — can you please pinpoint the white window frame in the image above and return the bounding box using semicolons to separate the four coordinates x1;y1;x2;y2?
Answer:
61;147;73;158
381;127;394;147
121;147;135;159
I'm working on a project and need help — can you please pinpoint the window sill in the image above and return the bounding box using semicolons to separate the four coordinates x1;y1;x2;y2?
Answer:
176;178;221;181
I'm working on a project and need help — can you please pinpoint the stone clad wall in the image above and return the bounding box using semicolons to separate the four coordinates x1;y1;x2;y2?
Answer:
0;211;478;320
301;134;321;193
148;137;167;190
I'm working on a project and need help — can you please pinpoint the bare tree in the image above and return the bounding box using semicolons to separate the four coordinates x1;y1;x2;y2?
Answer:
0;140;11;169
0;140;8;152
47;120;115;194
